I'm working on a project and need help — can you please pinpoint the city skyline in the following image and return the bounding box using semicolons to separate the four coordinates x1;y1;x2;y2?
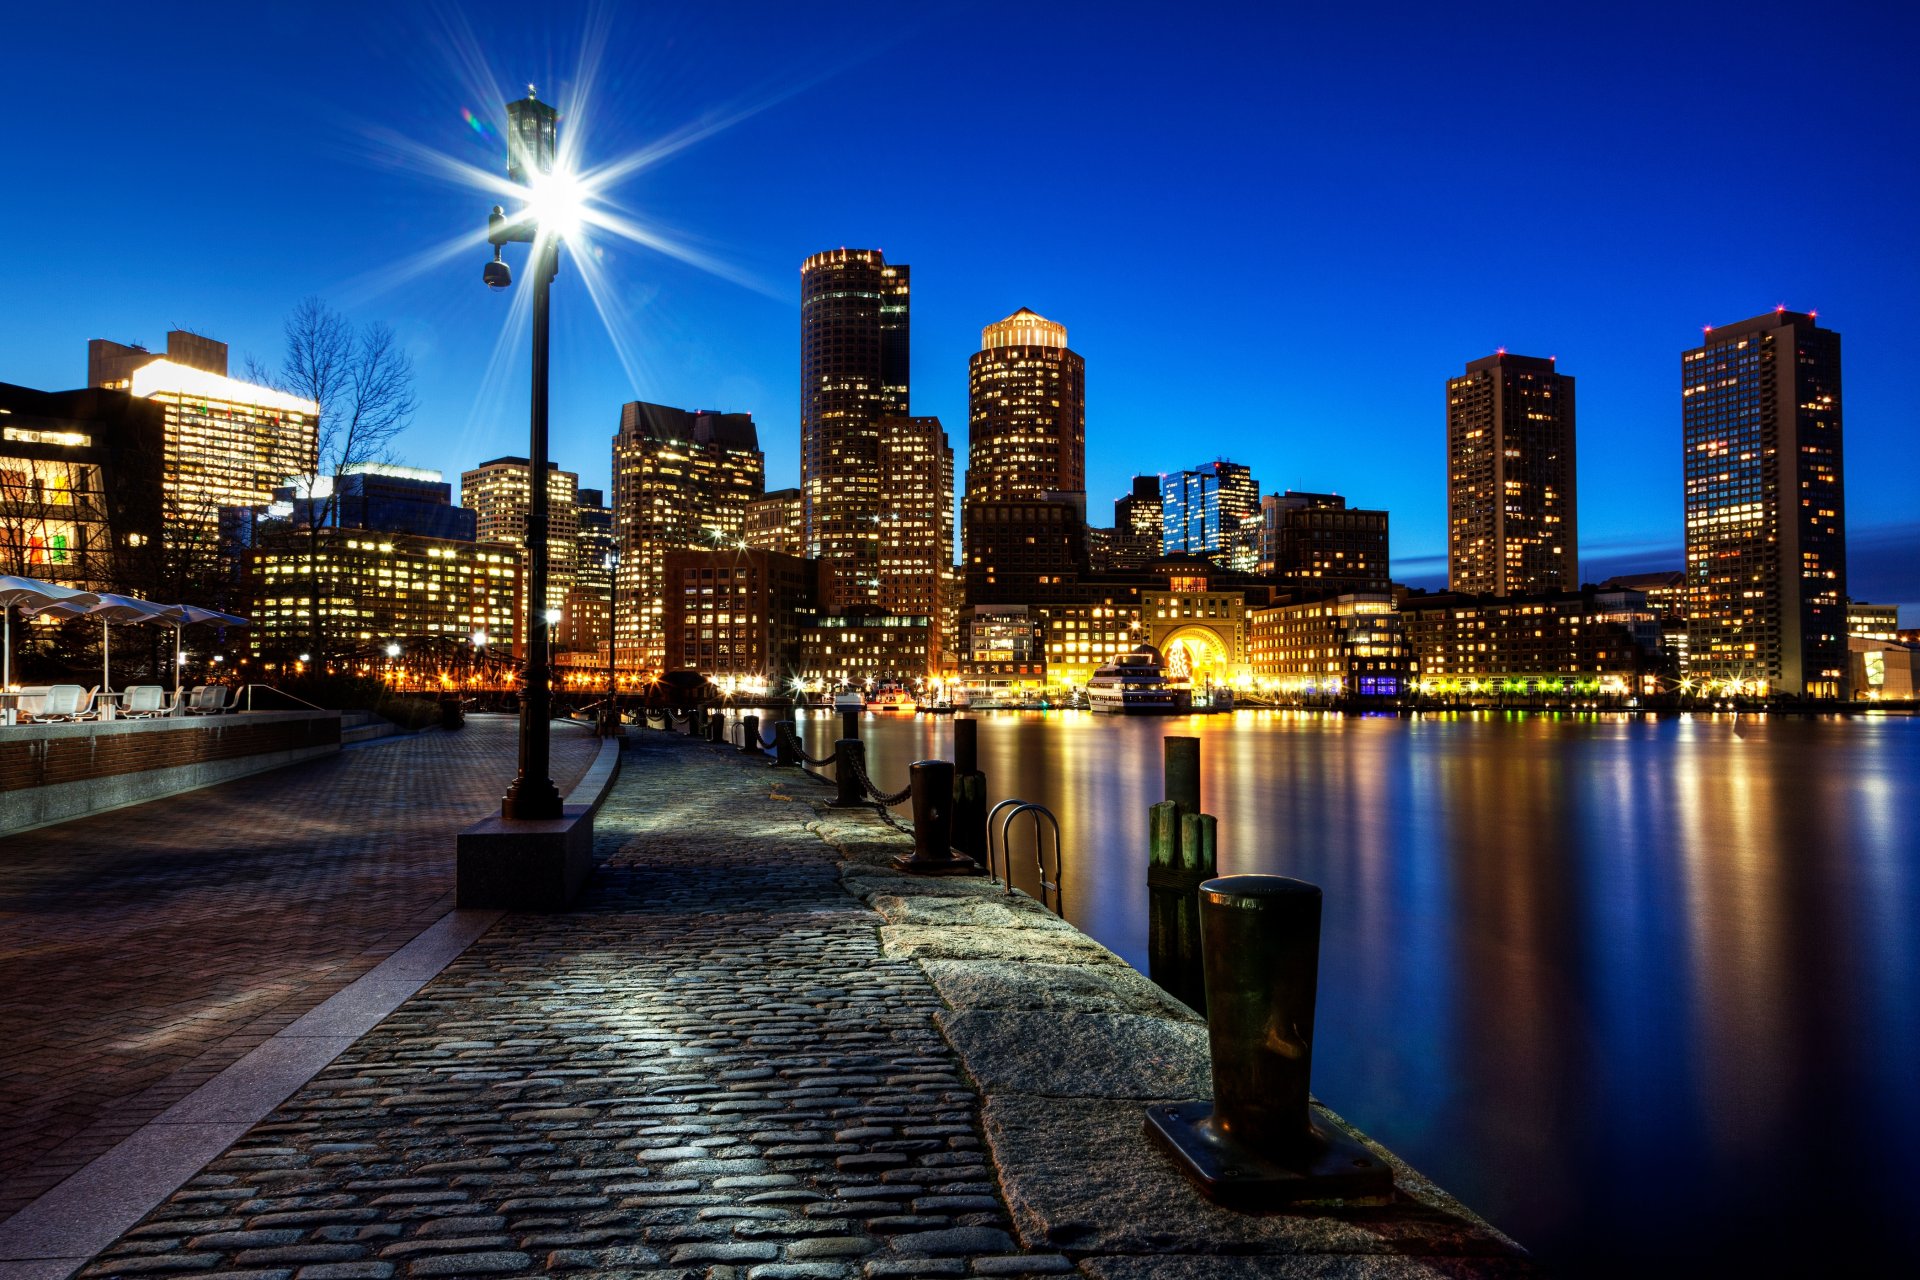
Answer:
7;3;1919;619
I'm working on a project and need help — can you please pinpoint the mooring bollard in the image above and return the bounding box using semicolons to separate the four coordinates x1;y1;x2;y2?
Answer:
831;737;866;808
951;718;988;864
841;708;860;742
738;714;761;754
707;711;725;744
893;759;979;875
1145;874;1393;1206
1148;735;1213;1014
773;720;800;767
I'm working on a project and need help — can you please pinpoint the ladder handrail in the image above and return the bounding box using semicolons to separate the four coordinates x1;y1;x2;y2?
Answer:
987;799;1064;916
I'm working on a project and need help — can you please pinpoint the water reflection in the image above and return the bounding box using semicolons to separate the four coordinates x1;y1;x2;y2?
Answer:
791;709;1920;1269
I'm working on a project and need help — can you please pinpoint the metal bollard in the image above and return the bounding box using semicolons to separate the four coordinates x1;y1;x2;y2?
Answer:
831;738;866;808
1145;875;1393;1206
773;720;800;767
707;712;725;743
951;718;988;865
893;759;979;876
841;708;860;742
739;714;761;754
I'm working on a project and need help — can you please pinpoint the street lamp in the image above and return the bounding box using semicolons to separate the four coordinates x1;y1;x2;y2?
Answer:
603;550;621;737
485;86;569;821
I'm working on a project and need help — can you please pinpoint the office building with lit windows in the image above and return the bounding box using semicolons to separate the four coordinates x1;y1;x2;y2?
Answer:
1682;310;1847;698
460;456;580;615
1256;491;1391;592
1447;352;1577;596
1249;592;1409;700
611;400;764;671
1112;475;1165;567
1849;602;1899;641
0;382;165;593
966;308;1085;503
800;248;910;608
744;487;805;556
1400;588;1662;693
798;613;932;686
877;416;954;665
1161;461;1259;566
661;547;822;687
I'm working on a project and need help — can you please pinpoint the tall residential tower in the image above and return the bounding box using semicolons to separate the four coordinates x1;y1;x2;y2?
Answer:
1446;352;1577;595
1682;310;1847;697
799;248;909;607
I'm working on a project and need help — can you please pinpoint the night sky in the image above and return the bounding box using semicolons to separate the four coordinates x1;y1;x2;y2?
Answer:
10;2;1918;618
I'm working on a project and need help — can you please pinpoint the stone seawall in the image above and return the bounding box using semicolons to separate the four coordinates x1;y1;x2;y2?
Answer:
773;739;1534;1275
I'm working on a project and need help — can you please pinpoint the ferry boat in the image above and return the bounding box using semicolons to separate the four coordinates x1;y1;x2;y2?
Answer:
832;687;866;712
1086;646;1182;714
869;683;917;713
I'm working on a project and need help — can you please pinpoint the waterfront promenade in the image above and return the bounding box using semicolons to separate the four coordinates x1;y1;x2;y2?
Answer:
2;722;1528;1278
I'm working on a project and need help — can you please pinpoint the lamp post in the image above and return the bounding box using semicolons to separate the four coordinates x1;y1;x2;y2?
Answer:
603;550;621;736
486;87;565;821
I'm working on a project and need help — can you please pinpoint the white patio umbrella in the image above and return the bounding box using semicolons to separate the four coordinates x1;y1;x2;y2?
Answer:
34;592;169;695
146;604;250;700
0;575;100;689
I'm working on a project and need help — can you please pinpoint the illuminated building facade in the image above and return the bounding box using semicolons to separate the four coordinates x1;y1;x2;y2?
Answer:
1683;311;1847;698
797;613;932;687
1850;635;1918;700
1602;570;1688;673
611;401;764;670
966;308;1084;500
964;492;1088;606
1256;492;1391;591
244;530;520;662
877;416;954;666
130;360;318;563
1113;475;1164;566
1849;602;1899;641
800;248;910;607
0;382;164;593
661;547;821;687
1143;571;1250;687
1400;588;1660;692
1447;352;1577;596
963;604;1044;683
560;487;616;654
743;488;805;555
1038;600;1143;686
1249;592;1409;699
460;457;580;615
1161;461;1259;566
88;330;227;391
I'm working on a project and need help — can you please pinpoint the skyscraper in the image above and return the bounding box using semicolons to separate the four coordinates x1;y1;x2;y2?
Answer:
1682;310;1847;697
1257;492;1391;592
611;400;764;670
966;308;1085;502
743;488;804;556
1161;461;1258;564
460;457;580;614
876;416;954;670
799;248;909;607
1112;475;1164;566
1446;352;1577;595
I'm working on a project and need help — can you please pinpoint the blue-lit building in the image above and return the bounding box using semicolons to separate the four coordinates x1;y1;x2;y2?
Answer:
1160;460;1258;565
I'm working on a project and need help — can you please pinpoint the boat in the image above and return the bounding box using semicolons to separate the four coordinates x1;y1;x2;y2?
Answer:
869;682;916;713
1086;645;1183;714
832;687;866;712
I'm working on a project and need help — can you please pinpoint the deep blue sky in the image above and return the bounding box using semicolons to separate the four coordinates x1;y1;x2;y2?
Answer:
9;2;1918;617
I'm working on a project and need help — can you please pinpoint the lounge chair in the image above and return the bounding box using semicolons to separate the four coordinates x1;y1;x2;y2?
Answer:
121;685;168;718
32;684;88;722
188;685;231;715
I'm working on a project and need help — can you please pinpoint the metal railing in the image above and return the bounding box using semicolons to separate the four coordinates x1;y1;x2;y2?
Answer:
987;798;1064;915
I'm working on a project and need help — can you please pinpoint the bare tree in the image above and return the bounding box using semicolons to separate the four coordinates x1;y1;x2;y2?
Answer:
245;298;418;663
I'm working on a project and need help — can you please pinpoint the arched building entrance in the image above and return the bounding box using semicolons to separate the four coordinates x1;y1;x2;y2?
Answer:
1161;625;1232;688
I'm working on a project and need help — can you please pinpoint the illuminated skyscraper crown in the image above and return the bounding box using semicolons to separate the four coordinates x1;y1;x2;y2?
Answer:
981;308;1067;351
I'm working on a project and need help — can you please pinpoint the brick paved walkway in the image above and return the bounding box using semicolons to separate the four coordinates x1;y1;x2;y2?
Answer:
79;731;1072;1279
0;716;600;1218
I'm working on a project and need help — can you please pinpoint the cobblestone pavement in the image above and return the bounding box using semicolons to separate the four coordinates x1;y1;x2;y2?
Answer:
81;731;1074;1280
0;715;600;1217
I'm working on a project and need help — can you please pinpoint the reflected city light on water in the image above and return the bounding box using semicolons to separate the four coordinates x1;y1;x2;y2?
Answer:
796;708;1920;1271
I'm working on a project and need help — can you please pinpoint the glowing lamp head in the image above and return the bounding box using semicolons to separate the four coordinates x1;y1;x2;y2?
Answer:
505;89;558;186
523;168;587;244
544;608;563;625
385;643;402;658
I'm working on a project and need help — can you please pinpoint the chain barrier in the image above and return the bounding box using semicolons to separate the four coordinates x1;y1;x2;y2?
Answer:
775;722;836;767
848;748;913;807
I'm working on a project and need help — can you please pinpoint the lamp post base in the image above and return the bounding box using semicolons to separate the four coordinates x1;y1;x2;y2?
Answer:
501;777;563;821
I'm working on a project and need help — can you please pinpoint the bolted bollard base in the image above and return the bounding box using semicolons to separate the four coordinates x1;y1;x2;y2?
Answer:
1143;1100;1394;1207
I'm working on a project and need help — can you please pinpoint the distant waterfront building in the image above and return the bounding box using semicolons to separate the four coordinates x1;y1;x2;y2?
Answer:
1601;569;1688;674
965;308;1085;503
800;248;910;607
1850;635;1918;700
798;613;932;687
1249;592;1409;700
1447;352;1577;596
1257;492;1391;591
661;547;822;687
743;488;805;556
876;417;954;668
0;381;164;593
460;456;580;616
1112;475;1164;566
1683;310;1847;697
1847;602;1899;642
1400;587;1661;693
611;400;765;670
1160;461;1258;565
562;487;616;655
1143;566;1250;687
